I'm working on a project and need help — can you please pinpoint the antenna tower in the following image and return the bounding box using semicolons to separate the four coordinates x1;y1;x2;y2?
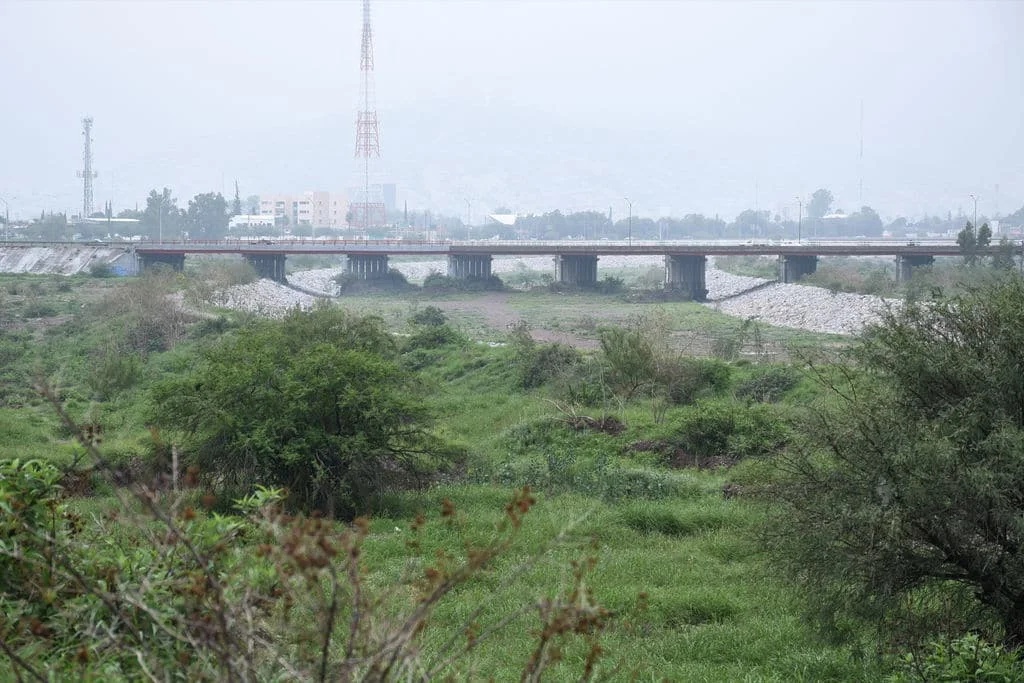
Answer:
352;0;385;232
77;117;98;219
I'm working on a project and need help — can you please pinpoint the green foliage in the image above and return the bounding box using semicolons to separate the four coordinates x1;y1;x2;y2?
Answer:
97;272;192;354
672;399;790;462
86;349;142;401
771;274;1024;647
88;262;114;278
409;304;447;327
404;323;469;351
659;357;732;405
888;634;1024;682
735;365;800;403
422;272;505;292
993;236;1017;271
334;268;414;294
509;325;582;390
599;324;656;397
0;459;64;604
150;307;454;518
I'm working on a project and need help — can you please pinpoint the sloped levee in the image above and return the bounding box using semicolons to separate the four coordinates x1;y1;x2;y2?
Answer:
0;246;136;276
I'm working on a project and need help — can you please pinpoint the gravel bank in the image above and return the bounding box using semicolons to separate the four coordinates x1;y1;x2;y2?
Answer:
232;257;897;336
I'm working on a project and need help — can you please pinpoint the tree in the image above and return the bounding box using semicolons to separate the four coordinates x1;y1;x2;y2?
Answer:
771;275;1024;647
993;236;1017;271
32;213;69;241
232;180;242;217
977;222;992;249
807;188;834;220
186;192;229;239
845;206;883;236
957;221;979;265
150;306;457;518
142;188;183;239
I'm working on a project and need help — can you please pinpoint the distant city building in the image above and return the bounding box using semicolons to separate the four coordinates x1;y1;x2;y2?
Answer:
259;191;350;229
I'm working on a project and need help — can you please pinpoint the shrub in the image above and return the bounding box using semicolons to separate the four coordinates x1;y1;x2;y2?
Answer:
22;301;58;318
422;272;504;292
97;272;193;354
516;342;581;389
0;459;65;605
659;357;732;405
404;323;468;351
150;308;454;518
734;366;799;403
89;262;114;278
409;305;447;327
673;399;790;461
334;268;413;294
770;275;1024;648
86;349;142;400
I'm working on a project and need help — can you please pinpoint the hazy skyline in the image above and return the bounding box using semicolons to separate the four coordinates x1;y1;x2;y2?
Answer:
1;0;1022;222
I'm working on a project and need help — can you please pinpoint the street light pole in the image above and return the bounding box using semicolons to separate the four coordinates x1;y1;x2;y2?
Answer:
970;194;979;234
158;194;163;243
465;199;471;241
0;197;9;242
624;197;632;246
796;196;802;242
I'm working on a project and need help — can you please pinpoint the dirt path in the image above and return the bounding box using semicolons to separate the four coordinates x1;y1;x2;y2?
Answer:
430;293;598;349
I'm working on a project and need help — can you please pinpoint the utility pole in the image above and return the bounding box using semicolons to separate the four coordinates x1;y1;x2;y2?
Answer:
796;196;802;242
625;197;632;246
158;193;164;242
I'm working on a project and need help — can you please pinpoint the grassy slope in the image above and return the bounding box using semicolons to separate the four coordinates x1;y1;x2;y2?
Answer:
0;272;881;680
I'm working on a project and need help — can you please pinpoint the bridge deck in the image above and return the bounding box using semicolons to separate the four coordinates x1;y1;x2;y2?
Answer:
4;239;1020;258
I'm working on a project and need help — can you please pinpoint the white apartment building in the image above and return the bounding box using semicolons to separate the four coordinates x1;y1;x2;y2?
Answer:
259;191;350;230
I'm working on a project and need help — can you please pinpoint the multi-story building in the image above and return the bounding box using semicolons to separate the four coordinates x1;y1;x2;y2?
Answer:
259;191;350;230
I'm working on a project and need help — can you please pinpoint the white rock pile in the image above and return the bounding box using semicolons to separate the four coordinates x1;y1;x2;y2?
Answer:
220;255;897;336
212;280;318;317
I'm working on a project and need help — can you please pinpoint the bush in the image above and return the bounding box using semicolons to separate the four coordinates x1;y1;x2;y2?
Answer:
22;301;59;318
770;275;1024;648
409;305;447;327
734;366;799;403
516;342;581;389
0;459;65;605
660;357;732;405
672;399;790;462
86;349;142;400
89;262;114;278
422;272;504;292
404;323;468;351
334;268;413;294
150;307;454;518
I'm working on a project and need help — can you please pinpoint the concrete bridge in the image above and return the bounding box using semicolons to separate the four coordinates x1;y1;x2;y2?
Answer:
7;239;1018;301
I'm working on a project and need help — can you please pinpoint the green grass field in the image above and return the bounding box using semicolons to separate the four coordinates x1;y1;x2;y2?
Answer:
0;270;887;680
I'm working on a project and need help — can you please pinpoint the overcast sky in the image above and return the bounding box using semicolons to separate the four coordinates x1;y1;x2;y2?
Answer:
1;0;1022;221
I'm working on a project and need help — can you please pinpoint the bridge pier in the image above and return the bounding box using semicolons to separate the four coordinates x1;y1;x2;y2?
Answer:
778;255;818;283
138;253;185;274
665;255;708;301
556;255;598;286
244;253;287;282
346;254;389;279
896;255;934;283
447;254;492;279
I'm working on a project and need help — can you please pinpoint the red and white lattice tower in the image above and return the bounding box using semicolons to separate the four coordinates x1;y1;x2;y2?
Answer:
351;0;385;231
